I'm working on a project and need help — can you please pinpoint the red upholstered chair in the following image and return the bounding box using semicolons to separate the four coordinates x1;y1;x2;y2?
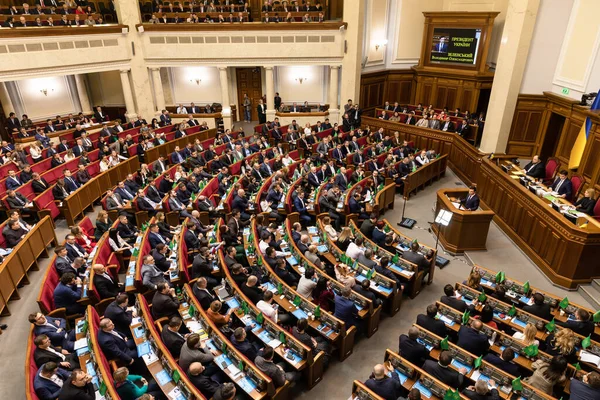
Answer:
25;329;42;400
594;197;600;221
33;188;61;222
543;157;560;185
79;216;95;237
570;174;584;201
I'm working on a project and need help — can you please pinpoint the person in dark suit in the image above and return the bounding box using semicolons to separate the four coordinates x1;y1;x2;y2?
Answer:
551;170;573;200
94;106;109;122
152;282;180;320
399;327;429;367
293;190;313;226
34;362;71;400
97;318;140;367
103;294;133;336
57;369;96;400
241;275;265;305
483;347;520;377
365;363;403;400
460;186;480;211
29;313;76;351
462;379;500;400
333;286;360;329
524;155;546;180
456;119;470;137
192;278;216;310
32;173;50;194
257;99;266;124
161;316;186;358
53;273;85;315
416;304;447;339
557;308;595;337
440;284;471;313
522;293;553;321
34;334;80;370
230;327;261;362
457;320;490;356
92;264;122;300
423;351;466;388
188;362;220;399
152;244;171;273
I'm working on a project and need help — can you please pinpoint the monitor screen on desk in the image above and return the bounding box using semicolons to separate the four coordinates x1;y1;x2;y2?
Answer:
430;28;481;65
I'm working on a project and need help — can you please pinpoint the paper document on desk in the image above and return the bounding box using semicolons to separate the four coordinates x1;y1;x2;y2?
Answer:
580;350;600;367
74;338;88;350
226;363;242;378
451;202;461;209
267;338;282;349
142;352;158;365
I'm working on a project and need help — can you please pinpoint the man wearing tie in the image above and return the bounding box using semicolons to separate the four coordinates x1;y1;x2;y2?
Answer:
460;186;480;211
551;170;573;200
148;223;169;248
63;170;80;193
307;166;321;189
5;170;22;190
335;167;349;190
435;36;448;52
115;181;135;201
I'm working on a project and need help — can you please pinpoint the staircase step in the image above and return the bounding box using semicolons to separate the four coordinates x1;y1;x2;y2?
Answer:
578;285;600;310
592;279;600;291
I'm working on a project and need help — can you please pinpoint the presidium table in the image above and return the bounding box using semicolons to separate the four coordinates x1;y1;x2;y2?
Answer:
432;188;495;254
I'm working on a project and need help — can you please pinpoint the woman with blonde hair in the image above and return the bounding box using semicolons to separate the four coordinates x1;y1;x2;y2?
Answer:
113;366;158;399
575;188;596;215
322;216;338;241
334;263;356;288
63;149;76;162
464;270;483;291
513;322;539;347
174;165;187;181
29;140;43;163
71;225;97;253
94;209;113;241
544;328;577;363
336;227;354;252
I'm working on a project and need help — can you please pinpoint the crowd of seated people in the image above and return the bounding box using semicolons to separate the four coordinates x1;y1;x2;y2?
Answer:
17;95;453;399
0;1;116;26
378;102;485;136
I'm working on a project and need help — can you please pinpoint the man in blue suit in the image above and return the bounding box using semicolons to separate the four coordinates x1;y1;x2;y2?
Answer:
333;286;360;330
53;273;85;315
332;144;345;165
148;223;169;248
62;170;80;193
259;160;274;177
293;190;313;226
307;166;321;189
160;109;172;126
231;189;251;220
115;181;135;201
551;170;573;200
29;313;76;351
435;37;448;52
34;362;70;400
5;170;22;190
460;186;480;211
98;318;145;374
170;146;185;164
348;192;369;220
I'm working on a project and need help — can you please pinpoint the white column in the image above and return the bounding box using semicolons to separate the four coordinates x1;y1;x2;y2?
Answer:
328;65;340;124
480;0;540;153
340;0;365;117
265;66;276;122
119;69;137;121
74;74;92;114
0;82;15;118
150;67;166;114
219;67;233;130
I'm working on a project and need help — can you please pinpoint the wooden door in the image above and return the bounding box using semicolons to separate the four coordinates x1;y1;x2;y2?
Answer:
236;68;263;122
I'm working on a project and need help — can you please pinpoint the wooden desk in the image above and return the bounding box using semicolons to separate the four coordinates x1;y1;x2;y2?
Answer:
432;188;495;253
477;158;600;288
403;154;448;199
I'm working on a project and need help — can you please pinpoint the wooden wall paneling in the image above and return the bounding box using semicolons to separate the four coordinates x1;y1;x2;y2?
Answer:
581;134;600;179
524;112;543;142
461;88;474;112
556;120;582;163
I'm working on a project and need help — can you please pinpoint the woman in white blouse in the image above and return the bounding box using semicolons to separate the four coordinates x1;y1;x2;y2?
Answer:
99;155;110;172
322;216;338;241
282;153;294;167
108;150;120;167
174;165;187;182
29;141;43;163
108;227;132;253
63;149;76;162
303;123;312;136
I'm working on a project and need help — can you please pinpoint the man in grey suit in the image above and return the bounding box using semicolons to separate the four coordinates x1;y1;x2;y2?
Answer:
358;248;378;269
141;255;169;290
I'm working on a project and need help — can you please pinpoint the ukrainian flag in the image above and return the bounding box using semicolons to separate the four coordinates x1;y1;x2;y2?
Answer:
569;92;600;169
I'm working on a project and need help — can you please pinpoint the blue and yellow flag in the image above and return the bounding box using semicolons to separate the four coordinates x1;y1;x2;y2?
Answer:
569;92;600;169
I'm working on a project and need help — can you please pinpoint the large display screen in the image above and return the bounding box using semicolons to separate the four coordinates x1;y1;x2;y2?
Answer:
430;27;482;65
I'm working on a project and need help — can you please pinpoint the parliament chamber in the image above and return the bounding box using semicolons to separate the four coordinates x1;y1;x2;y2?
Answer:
1;1;600;400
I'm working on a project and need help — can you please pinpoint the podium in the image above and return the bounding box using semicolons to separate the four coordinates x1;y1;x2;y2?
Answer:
432;188;495;254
